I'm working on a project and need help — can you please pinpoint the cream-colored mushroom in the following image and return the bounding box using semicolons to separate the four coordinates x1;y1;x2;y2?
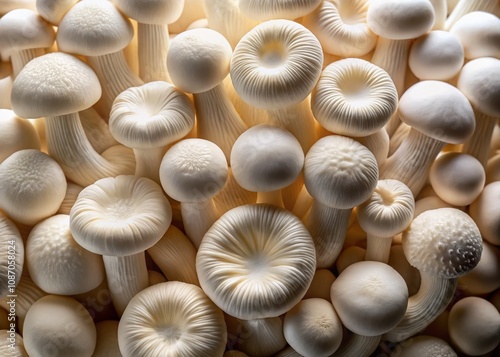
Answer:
0;211;23;297
469;181;500;246
0;109;40;163
238;0;322;21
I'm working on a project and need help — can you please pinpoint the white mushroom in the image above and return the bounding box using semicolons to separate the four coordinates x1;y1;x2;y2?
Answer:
458;241;500;295
238;0;322;21
0;109;40;163
444;0;499;30
0;211;23;297
390;335;457;357
36;0;78;26
469;181;500;246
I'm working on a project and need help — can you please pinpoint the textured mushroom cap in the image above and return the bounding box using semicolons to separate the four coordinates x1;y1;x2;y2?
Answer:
430;152;485;207
27;214;105;295
450;11;500;60
458;241;500;295
109;81;195;149
0;212;24;297
36;0;78;25
284;298;343;357
402;208;483;278
159;138;228;202
304;135;379;209
0;109;40;163
409;30;464;81
57;0;134;56
398;80;475;144
118;282;227;357
0;149;66;225
23;295;96;357
469;181;500;246
457;57;500;117
238;0;322;21
330;261;408;336
230;125;304;192
0;9;55;61
197;204;316;320
311;58;398;137
357;179;415;237
367;0;434;40
112;0;184;25
70;175;172;257
11;52;101;118
390;336;457;357
230;19;323;110
167;28;232;93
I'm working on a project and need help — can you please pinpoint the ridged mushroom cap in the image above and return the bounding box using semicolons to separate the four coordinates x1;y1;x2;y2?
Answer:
197;204;316;320
70;175;172;257
109;81;195;150
230;19;323;110
304;135;379;209
0;212;23;297
402;208;483;278
311;58;398;137
11;52;101;118
112;0;184;25
238;0;322;21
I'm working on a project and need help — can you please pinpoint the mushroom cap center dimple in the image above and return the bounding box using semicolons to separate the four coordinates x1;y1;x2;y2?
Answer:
246;253;271;280
158;325;182;344
105;198;135;219
260;41;287;68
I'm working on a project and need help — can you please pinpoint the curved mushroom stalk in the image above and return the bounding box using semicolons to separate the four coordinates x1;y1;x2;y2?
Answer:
331;334;382;357
181;199;222;249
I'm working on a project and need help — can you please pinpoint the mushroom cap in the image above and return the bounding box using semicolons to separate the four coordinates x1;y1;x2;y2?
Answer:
196;204;316;320
330;260;408;336
311;58;398;137
27;214;105;295
0;109;40;163
230;125;304;192
167;28;232;93
457;57;500;117
0;149;66;225
390;336;457;357
458;241;500;295
159;138;228;203
118;281;227;356
238;0;322;21
304;135;379;209
112;0;184;25
109;81;195;150
0;9;55;61
367;0;435;40
0;211;24;297
469;181;500;246
70;175;172;257
36;0;78;25
11;52;101;118
403;208;483;278
357;179;415;237
409;30;464;81
398;80;475;144
230;19;323;110
57;0;134;57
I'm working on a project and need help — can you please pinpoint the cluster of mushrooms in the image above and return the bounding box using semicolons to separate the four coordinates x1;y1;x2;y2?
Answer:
1;0;500;356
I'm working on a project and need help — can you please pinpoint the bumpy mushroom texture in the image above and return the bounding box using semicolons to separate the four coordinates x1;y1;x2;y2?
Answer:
390;335;457;357
469;181;500;246
0;212;23;297
118;282;227;357
458;241;500;295
0;330;28;356
0;109;40;163
196;204;316;320
238;0;322;21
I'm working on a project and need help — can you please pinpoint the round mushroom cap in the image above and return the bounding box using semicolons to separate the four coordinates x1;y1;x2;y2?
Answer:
409;30;464;81
390;336;457;357
457;57;500;117
118;281;227;357
238;0;322;21
70;175;172;257
112;0;184;25
0;212;24;297
311;58;398;137
398;80;475;144
109;81;195;150
27;214;105;295
159;138;228;203
11;52;101;118
36;0;78;25
367;0;434;40
230;19;323;110
0;9;55;61
402;208;483;278
167;28;232;93
330;260;408;336
57;0;134;57
197;204;316;320
430;152;485;207
304;135;379;209
230;125;304;192
0;149;66;225
458;241;500;295
357;179;415;238
0;109;40;163
469;181;500;246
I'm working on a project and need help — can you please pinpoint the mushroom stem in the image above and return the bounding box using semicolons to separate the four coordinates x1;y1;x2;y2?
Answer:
133;147;164;184
383;273;458;342
11;48;43;77
304;200;352;268
181;199;221;248
256;190;284;208
445;0;498;30
381;128;445;196
45;113;135;186
102;252;149;316
462;109;497;168
365;234;393;263
331;334;382;357
137;22;170;82
291;184;313;219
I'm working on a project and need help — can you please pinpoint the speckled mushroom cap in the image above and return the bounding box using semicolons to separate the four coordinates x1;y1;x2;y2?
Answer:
112;0;184;25
398;80;475;144
402;208;482;278
11;52;102;119
390;336;457;357
304;135;379;209
196;204;316;320
238;0;322;21
70;175;172;257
